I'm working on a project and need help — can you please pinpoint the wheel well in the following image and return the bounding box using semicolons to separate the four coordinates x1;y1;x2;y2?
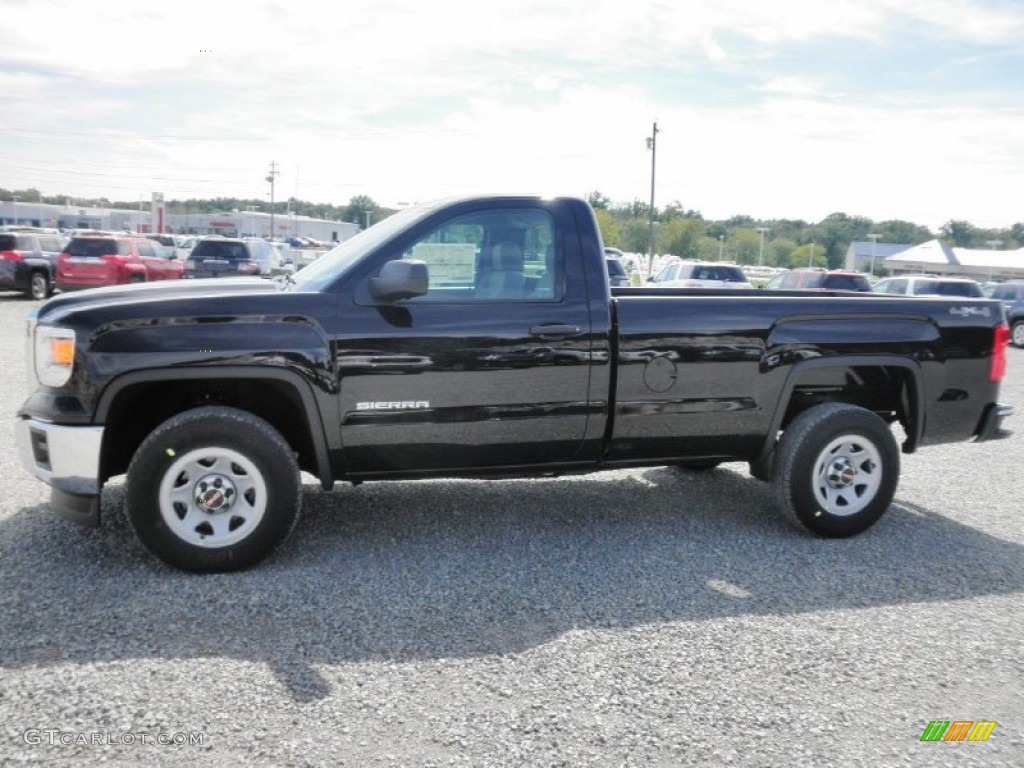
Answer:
99;378;318;482
779;365;916;445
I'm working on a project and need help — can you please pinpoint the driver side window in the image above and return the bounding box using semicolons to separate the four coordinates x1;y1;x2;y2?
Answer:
401;208;559;302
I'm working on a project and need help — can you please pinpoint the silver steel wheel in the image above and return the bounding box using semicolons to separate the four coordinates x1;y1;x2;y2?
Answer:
158;446;268;548
1012;322;1024;348
30;272;48;300
811;434;883;517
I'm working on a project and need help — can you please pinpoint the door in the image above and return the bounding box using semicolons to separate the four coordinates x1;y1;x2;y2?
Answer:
334;202;596;474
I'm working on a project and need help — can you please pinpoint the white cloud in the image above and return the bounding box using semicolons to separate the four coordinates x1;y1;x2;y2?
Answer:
0;0;1022;228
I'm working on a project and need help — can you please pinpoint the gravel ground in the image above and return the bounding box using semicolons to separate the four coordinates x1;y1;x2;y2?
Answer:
0;291;1021;766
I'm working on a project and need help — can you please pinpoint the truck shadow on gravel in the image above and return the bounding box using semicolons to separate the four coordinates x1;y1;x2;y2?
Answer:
2;465;1022;702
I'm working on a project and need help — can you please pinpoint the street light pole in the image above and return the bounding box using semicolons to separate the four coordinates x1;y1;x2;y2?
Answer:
718;234;724;261
646;121;659;277
807;241;815;268
266;161;279;240
867;233;881;276
756;227;770;267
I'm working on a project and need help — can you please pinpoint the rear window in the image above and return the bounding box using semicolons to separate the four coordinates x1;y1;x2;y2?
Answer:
935;281;983;298
823;274;871;291
992;284;1022;300
716;266;747;283
66;238;118;257
192;240;251;260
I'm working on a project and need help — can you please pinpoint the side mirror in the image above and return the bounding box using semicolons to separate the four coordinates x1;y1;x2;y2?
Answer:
370;259;428;301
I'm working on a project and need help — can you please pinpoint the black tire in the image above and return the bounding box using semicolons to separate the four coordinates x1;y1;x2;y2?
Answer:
772;403;899;538
672;460;721;471
129;274;145;284
1011;320;1024;348
125;406;300;572
28;271;49;300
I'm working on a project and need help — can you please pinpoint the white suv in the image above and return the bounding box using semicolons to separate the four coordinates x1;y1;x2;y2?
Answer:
651;260;752;289
873;276;983;298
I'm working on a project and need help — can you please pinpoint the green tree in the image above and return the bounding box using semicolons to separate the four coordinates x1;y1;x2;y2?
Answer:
873;219;932;245
586;190;611;210
657;218;704;260
813;212;873;268
727;229;761;265
620;219;651;254
766;238;798;268
940;219;978;247
792;243;827;269
594;208;620;247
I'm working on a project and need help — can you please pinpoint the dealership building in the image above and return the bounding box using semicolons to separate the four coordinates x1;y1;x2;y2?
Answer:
846;239;1024;281
0;199;359;243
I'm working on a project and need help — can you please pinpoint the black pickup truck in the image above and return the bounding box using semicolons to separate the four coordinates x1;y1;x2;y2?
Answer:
16;195;1013;572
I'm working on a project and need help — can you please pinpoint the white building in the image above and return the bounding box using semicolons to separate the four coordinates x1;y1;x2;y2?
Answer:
880;239;1024;281
0;199;360;243
846;239;1024;281
166;210;359;243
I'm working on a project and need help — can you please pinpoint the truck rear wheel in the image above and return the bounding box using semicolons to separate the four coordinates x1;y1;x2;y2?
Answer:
772;403;898;537
125;406;300;572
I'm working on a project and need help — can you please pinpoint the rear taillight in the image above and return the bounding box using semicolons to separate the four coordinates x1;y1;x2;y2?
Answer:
236;262;260;274
991;324;1009;382
1;250;24;261
102;254;126;264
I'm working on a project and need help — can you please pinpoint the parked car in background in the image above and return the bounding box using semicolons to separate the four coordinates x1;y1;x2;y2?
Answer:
0;230;65;299
743;265;784;288
764;269;872;292
175;236;198;261
873;275;984;298
145;234;179;260
650;260;753;289
988;281;1024;347
57;235;184;291
604;248;631;286
184;236;280;278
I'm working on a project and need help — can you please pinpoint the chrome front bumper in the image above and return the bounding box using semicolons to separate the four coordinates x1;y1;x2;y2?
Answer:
16;417;104;527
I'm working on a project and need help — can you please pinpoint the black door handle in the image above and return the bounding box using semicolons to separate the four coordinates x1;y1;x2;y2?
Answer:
529;324;580;339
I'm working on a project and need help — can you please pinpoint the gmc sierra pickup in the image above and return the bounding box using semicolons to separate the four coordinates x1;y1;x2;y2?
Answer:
16;195;1013;572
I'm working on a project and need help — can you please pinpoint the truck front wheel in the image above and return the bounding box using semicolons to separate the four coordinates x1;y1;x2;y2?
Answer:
125;406;300;572
772;403;899;538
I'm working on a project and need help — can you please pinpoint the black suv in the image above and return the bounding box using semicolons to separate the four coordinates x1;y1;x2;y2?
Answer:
0;230;64;299
184;237;279;278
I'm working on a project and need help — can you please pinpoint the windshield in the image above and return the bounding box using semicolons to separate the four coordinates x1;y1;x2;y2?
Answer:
291;205;434;291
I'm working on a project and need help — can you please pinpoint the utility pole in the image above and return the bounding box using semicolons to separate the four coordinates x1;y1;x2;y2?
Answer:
867;233;881;276
646;121;659;277
756;227;770;267
265;161;280;240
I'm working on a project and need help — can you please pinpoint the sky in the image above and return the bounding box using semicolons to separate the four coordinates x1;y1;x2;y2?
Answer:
1;0;1022;230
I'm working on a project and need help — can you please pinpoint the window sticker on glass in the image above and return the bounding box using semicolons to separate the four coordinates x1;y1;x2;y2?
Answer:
411;243;477;288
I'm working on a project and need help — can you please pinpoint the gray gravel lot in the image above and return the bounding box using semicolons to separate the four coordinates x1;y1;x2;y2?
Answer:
0;290;1021;766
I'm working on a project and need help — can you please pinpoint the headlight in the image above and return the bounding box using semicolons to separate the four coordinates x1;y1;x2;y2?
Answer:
34;326;76;388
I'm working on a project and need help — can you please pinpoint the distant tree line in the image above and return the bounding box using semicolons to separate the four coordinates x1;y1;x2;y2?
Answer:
3;186;1021;264
585;191;1023;270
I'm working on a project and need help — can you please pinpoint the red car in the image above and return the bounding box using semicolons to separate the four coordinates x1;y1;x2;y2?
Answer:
57;235;183;291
